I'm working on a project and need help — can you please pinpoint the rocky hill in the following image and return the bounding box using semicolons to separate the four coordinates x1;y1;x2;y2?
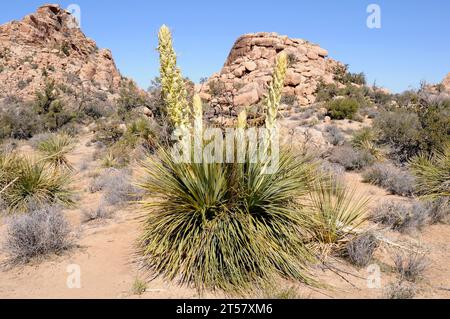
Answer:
442;72;450;92
199;32;345;122
0;4;123;105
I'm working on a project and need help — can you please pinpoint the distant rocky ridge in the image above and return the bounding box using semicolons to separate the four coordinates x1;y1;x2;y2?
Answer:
199;32;345;123
0;4;124;105
442;72;450;93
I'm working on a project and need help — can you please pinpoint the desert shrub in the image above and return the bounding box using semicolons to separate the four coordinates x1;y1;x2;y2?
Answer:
371;201;429;232
319;161;345;179
3;205;72;263
425;198;450;224
89;168;140;206
415;99;450;155
324;125;345;146
81;203;113;223
208;79;226;97
0;153;74;214
409;145;449;199
281;95;297;106
306;179;369;247
34;80;74;131
116;80;147;120
384;280;416;299
393;252;428;282
326;98;360;120
344;231;379;267
329;146;375;171
373;110;422;162
137;146;320;292
0;103;42;140
92;120;125;146
37;133;76;170
362;163;416;196
333;64;366;86
374;100;450;162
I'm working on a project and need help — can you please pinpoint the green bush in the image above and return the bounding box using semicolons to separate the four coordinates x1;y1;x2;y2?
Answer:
326;98;360;120
374;100;449;162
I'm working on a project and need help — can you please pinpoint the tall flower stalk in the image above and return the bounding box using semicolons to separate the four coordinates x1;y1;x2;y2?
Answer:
157;25;191;134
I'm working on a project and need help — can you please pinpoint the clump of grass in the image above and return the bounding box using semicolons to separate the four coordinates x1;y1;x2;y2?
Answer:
363;163;416;196
0;153;75;214
132;278;147;295
3;205;72;264
393;252;428;282
37;133;75;170
384;280;416;299
344;231;379;267
371;201;430;232
426;198;450;224
409;145;449;199
306;178;370;249
263;285;302;299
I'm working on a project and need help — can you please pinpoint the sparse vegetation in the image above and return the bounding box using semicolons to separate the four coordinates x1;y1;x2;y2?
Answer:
363;163;416;196
393;252;428;283
345;231;379;267
81;203;113;223
384;280;416;299
329;146;375;171
4;205;72;264
371;201;429;232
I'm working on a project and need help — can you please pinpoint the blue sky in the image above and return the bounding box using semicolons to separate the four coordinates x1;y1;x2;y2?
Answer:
1;0;449;93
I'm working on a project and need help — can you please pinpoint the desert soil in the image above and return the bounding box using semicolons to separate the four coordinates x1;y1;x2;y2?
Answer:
0;133;449;299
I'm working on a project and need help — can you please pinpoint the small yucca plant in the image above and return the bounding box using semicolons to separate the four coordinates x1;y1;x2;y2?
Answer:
409;143;450;199
37;133;75;170
0;154;75;214
306;177;370;252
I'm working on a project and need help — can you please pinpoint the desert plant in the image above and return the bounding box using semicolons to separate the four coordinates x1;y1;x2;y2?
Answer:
137;146;320;292
37;133;76;170
373;110;422;162
363;163;416;196
371;201;429;232
306;178;369;247
409;145;450;199
0;153;74;214
325;125;345;146
263;285;302;299
157;25;190;132
81;203;113;223
329;146;375;171
393;252;428;282
132;278;147;295
326;98;360;120
3;205;72;264
384;280;416;299
425;197;450;224
345;231;379;267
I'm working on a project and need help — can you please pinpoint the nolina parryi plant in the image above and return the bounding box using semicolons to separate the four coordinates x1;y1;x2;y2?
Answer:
138;27;319;293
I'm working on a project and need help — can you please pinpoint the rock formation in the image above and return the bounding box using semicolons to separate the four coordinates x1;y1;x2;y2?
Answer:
0;4;124;105
442;72;450;93
199;32;344;121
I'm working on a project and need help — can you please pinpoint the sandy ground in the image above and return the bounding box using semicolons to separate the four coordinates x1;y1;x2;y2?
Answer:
0;133;449;299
